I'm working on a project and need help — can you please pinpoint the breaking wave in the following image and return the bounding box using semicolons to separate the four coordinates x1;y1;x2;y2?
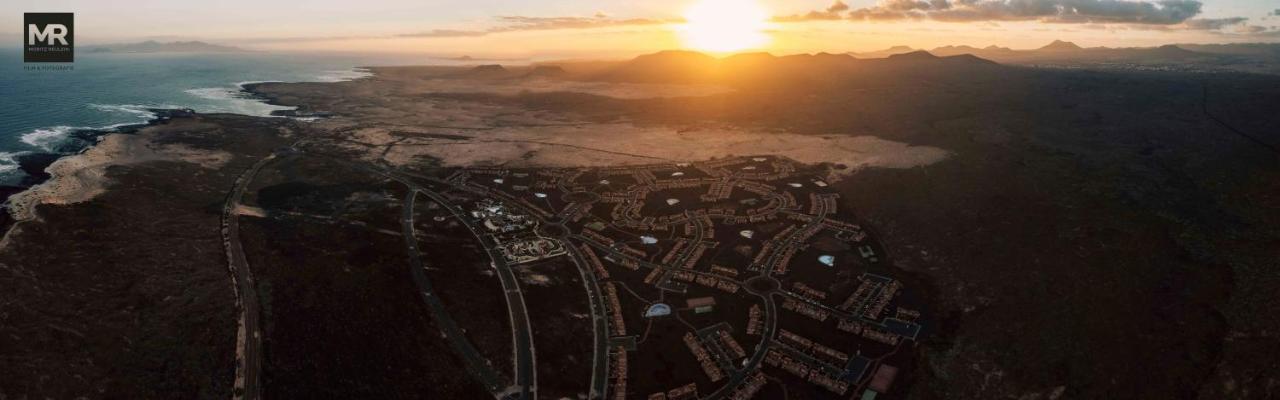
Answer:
0;151;25;178
314;68;372;82
183;86;295;117
20;126;77;150
19;104;173;153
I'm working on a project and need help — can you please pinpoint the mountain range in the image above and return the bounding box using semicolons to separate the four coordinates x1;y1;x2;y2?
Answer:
851;41;1280;73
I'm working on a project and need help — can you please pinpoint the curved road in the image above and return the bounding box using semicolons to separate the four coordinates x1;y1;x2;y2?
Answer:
561;244;612;399
400;191;509;395
361;163;537;400
223;153;277;400
411;186;537;400
313;156;541;398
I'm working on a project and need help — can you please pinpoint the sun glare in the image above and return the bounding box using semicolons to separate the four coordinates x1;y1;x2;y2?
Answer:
680;0;771;53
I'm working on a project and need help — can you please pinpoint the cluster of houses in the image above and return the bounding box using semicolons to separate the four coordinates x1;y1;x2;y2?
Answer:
610;346;628;400
648;382;698;400
726;371;767;400
683;332;725;382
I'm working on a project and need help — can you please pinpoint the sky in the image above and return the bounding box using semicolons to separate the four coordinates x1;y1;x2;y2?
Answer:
5;0;1279;58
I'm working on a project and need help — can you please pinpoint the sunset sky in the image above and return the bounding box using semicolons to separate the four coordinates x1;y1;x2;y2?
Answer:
6;0;1279;58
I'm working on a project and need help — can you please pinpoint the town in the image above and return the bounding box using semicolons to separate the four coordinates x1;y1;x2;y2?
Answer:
404;155;926;399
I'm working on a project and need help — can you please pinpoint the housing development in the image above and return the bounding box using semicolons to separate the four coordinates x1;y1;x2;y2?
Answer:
403;155;925;399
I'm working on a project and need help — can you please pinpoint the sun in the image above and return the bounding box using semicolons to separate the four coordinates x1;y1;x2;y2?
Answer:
679;0;772;53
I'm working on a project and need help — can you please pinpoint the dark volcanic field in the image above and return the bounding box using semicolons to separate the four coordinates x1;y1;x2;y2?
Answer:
0;114;288;398
414;195;517;382
467;65;1280;398
240;155;490;398
516;257;595;399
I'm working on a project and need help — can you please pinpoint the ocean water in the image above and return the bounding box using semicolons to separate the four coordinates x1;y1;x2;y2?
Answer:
0;49;424;186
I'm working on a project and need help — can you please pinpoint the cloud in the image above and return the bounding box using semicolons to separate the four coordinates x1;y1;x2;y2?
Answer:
843;0;1205;24
774;1;851;22
492;15;672;31
400;14;675;38
399;29;489;38
1233;25;1267;34
223;35;385;44
1177;17;1247;30
780;0;1259;33
1091;16;1271;35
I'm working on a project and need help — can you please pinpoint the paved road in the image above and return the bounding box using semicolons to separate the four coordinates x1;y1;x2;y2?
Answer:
321;158;539;399
375;167;537;400
704;289;779;400
365;160;829;399
222;154;276;400
563;244;613;399
443;175;609;399
414;187;538;400
570;232;780;399
400;191;509;395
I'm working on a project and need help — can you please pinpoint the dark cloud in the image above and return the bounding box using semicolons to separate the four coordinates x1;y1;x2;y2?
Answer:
1234;25;1267;34
779;0;1257;32
400;14;674;38
1113;16;1250;31
843;0;1205;24
1178;17;1247;30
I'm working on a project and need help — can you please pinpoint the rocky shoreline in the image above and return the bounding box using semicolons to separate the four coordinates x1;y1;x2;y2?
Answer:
0;109;199;233
0;67;375;237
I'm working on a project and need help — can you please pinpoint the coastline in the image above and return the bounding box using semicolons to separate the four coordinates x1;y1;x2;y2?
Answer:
0;110;193;235
0;68;370;239
240;80;339;119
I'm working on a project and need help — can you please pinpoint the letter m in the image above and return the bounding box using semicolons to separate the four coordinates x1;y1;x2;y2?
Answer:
28;24;68;45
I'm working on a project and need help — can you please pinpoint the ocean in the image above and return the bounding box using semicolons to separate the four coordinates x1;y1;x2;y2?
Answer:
0;49;428;188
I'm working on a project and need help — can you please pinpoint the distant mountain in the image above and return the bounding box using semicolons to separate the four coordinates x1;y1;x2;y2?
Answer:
1039;40;1083;52
84;40;244;53
1176;43;1280;57
471;64;507;73
850;45;916;59
1146;44;1200;59
931;45;982;55
629;50;719;68
879;51;998;67
442;55;526;62
526;65;566;77
932;45;1015;57
903;41;1232;67
588;49;1000;84
461;64;511;78
721;52;778;65
939;53;1001;65
887;50;940;61
587;42;1265;83
596;50;721;83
